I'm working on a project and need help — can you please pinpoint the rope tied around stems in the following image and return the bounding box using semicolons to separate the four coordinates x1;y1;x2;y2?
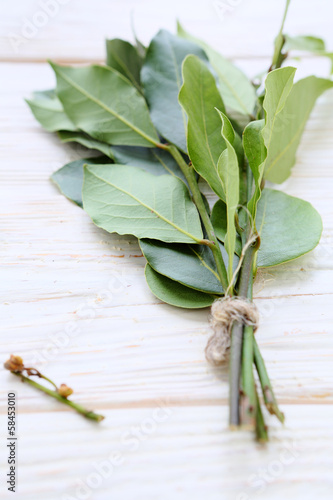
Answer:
205;297;259;366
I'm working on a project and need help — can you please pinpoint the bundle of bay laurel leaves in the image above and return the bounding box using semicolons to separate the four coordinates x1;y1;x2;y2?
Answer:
26;2;333;440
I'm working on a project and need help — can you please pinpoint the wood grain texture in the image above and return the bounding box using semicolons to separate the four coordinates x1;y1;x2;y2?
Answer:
1;1;333;499
1;0;333;62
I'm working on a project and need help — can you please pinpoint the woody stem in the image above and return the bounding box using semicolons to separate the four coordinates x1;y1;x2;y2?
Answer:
12;372;104;422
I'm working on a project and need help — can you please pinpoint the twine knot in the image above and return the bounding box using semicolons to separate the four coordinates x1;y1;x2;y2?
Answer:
205;296;259;366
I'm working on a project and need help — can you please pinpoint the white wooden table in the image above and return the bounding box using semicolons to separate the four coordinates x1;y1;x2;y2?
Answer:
1;1;333;499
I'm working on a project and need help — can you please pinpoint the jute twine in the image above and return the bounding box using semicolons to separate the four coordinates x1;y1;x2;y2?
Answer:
205;296;259;366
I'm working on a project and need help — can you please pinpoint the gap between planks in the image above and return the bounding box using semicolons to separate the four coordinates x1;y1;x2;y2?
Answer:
2;396;332;414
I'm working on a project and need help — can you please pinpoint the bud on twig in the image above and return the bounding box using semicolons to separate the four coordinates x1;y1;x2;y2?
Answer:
4;355;24;373
4;355;104;422
57;384;74;398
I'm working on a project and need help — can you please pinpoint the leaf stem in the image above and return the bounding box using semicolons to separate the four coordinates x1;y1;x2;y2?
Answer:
253;339;285;423
270;0;291;71
229;160;258;428
240;324;256;429
166;144;229;291
12;372;104;422
229;323;243;428
155;141;169;150
239;250;257;430
229;237;257;427
24;367;58;390
255;385;269;443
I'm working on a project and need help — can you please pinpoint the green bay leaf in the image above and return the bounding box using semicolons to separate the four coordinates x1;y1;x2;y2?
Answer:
140;239;239;294
216;110;239;281
179;55;226;201
211;200;242;256
144;264;216;309
50;62;160;148
243;119;266;218
82;164;203;243
51;156;111;207
140;239;223;294
264;75;333;183
52;146;189;208
106;39;142;92
58;131;114;158
255;189;322;267
244;67;295;217
177;22;257;116
26;89;76;132
211;189;322;268
262;67;296;143
110;146;187;183
141;29;208;152
57;133;186;181
284;35;326;53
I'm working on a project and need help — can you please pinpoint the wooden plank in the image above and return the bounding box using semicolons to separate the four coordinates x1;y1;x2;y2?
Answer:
1;2;333;497
1;0;333;62
0;405;332;499
1;61;333;410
